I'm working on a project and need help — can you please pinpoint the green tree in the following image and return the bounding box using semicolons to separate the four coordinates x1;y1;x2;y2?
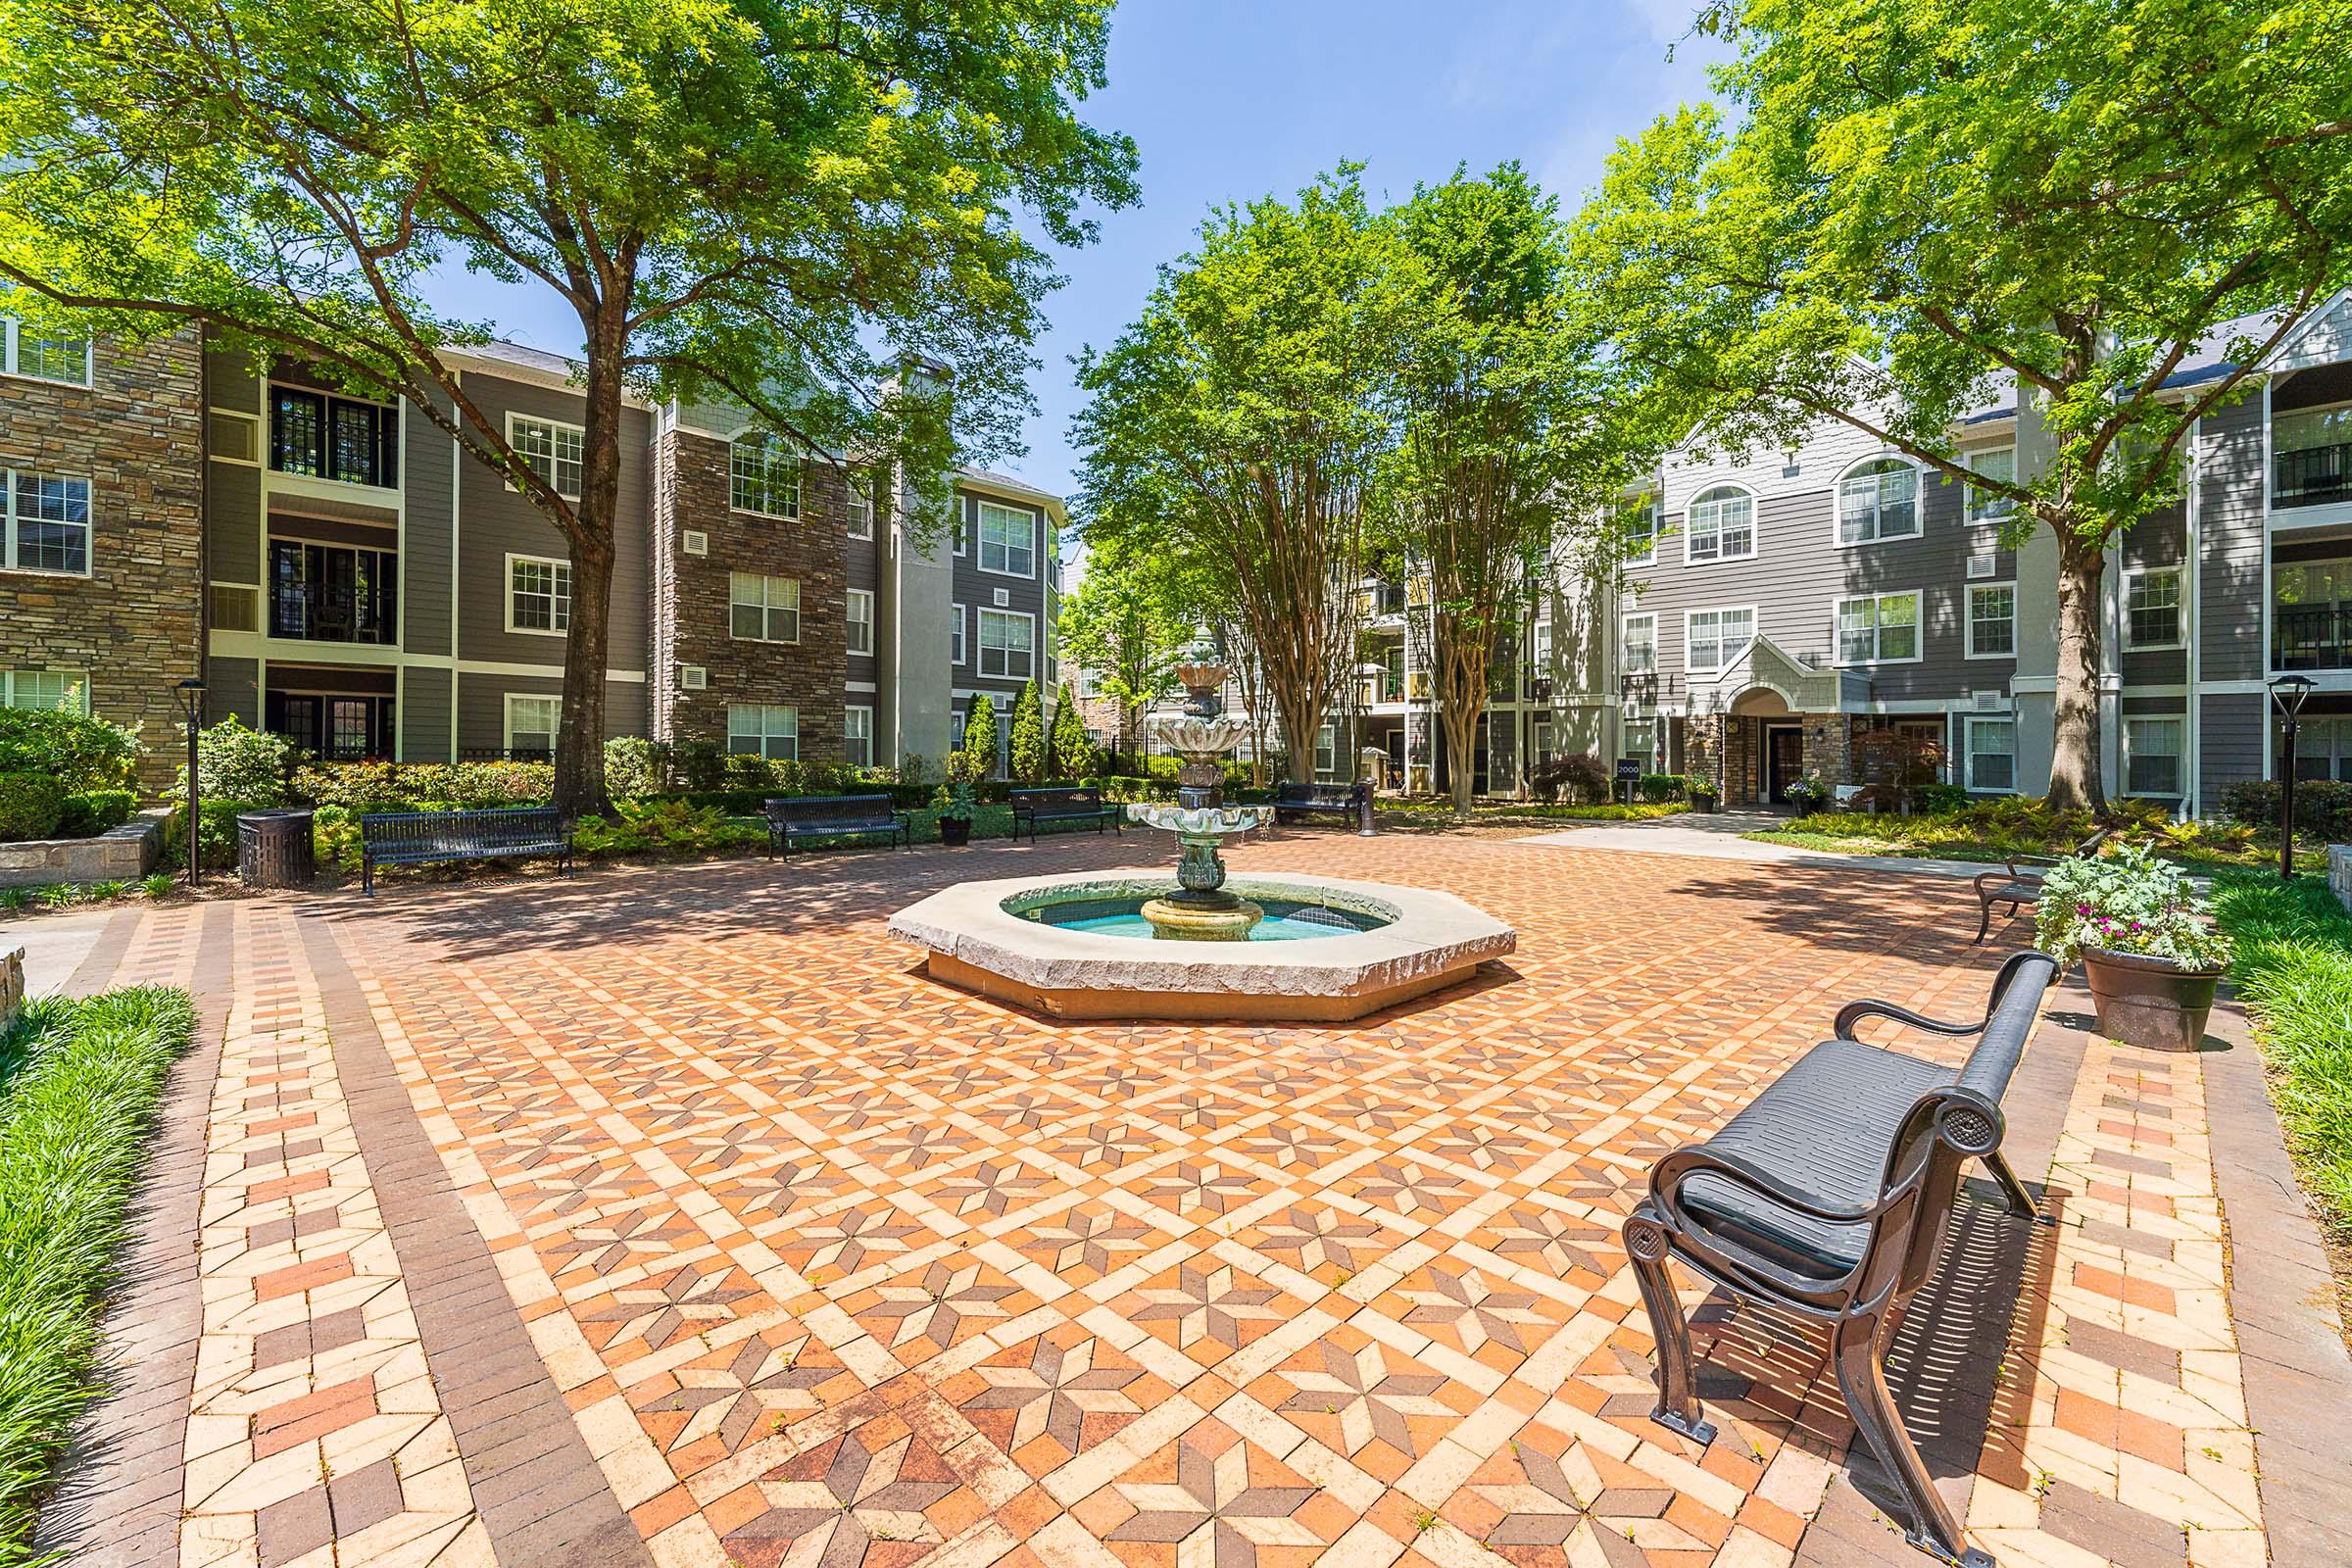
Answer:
1073;169;1407;781
1050;683;1093;777
1577;0;2352;811
960;693;1001;779
1008;680;1048;782
1055;540;1199;763
0;0;1137;817
1380;165;1656;812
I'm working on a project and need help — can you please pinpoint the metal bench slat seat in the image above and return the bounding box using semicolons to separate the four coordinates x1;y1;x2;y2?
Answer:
1009;786;1124;844
1271;780;1374;836
1622;950;2059;1568
1973;825;2112;944
764;794;910;858
359;807;572;896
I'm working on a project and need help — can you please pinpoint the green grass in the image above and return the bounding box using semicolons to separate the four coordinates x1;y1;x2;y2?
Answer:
2209;871;2352;1250
0;988;195;1563
1742;810;2321;875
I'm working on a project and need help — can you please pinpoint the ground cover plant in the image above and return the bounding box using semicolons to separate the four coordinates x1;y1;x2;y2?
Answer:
1743;798;2304;873
0;987;195;1562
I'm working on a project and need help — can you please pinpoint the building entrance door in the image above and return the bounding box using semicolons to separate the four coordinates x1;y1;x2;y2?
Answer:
1763;722;1805;806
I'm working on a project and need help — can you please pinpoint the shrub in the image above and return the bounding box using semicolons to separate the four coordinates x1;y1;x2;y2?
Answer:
86;880;128;902
960;694;999;778
54;790;135;839
182;718;294;808
1913;781;1970;813
0;706;141;794
291;759;553;812
1637;772;1683;803
0;774;66;843
1528;753;1608;805
604;736;660;798
1050;687;1092;777
0;888;32;913
140;872;176;900
570;800;762;858
2220;779;2352;844
2036;842;2231;969
1009;681;1048;783
310;805;363;873
1683;771;1718;801
36;883;82;908
161;799;259;871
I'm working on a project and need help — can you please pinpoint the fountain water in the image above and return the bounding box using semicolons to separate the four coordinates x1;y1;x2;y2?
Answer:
1124;662;1271;940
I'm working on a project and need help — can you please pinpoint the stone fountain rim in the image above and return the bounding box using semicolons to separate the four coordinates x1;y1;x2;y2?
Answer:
885;868;1515;1000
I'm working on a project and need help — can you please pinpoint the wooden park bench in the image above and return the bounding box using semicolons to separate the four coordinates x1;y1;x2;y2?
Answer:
1621;950;2060;1568
1271;779;1375;836
1009;786;1124;844
360;807;572;897
1973;824;2114;944
764;794;911;858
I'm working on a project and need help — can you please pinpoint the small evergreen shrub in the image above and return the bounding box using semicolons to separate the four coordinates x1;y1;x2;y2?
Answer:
0;773;66;843
54;790;135;839
0;705;141;793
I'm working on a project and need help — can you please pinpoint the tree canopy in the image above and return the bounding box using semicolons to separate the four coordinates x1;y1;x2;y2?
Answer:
1055;539;1202;761
1578;0;2352;808
0;0;1137;813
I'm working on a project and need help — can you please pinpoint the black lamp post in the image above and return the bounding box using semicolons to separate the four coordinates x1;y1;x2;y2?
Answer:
2270;673;2315;881
172;678;206;888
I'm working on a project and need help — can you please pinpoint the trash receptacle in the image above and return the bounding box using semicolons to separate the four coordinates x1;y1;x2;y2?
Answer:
237;809;316;889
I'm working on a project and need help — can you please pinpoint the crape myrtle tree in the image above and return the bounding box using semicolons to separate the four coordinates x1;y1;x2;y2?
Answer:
0;0;1138;817
1380;165;1651;813
1054;536;1200;766
1072;170;1406;783
1578;0;2352;811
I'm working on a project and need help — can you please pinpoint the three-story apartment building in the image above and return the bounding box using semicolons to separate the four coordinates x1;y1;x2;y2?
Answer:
1;327;1064;784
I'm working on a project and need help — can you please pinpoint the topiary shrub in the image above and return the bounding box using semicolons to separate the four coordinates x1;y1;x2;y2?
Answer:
1009;680;1047;782
604;736;660;798
0;771;67;842
0;705;142;793
960;694;1000;779
55;789;136;838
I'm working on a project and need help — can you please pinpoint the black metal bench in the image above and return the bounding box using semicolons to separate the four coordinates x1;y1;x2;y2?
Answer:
1622;950;2060;1568
1271;779;1374;836
1009;786;1124;844
359;807;572;897
1973;825;2114;944
764;794;910;857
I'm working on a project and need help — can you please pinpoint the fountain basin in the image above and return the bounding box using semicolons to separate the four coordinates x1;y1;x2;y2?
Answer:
887;870;1515;1021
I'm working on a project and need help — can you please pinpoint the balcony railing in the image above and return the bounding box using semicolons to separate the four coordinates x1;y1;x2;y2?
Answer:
2274;603;2351;670
270;581;398;644
2276;443;2352;509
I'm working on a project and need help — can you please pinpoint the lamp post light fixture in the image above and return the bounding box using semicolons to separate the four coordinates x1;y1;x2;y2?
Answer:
172;677;206;888
2269;673;2315;882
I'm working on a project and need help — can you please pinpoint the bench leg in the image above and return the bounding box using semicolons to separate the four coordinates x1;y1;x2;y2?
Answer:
1973;898;1992;945
1833;1314;1992;1567
1981;1151;2051;1226
1623;1214;1714;1445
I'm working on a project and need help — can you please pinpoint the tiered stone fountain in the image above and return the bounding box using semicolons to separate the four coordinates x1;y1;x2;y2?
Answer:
1124;662;1272;941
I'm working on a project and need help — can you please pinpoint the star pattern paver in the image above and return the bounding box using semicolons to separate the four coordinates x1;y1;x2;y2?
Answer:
1141;1161;1258;1217
1276;1341;1449;1457
1352;1158;1473;1218
736;1428;961;1568
1107;1439;1319;1568
781;1205;927;1276
1133;1264;1283;1352
1471;1441;1670;1566
935;1158;1048;1217
1489;1203;1614;1279
861;1260;1020;1351
962;1336;1144;1454
1253;1205;1383;1274
1021;1205;1156;1278
1400;1266;1549;1355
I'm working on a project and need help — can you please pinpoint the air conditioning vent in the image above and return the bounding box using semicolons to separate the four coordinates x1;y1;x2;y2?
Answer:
1974;689;2005;711
208;412;258;464
682;530;709;557
680;664;708;691
993;588;1009;608
1966;556;1995;579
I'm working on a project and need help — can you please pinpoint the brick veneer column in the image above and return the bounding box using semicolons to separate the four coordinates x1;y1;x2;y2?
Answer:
0;330;205;790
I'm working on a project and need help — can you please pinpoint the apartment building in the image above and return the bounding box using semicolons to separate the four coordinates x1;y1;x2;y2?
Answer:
0;325;1063;783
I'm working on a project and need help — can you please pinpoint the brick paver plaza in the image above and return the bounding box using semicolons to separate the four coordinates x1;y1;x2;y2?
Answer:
36;832;2352;1568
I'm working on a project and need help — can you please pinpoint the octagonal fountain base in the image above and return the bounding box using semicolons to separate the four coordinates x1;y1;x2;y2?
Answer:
887;870;1515;1021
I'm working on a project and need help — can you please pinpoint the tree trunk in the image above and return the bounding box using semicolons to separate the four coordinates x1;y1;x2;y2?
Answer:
2048;525;2108;815
1272;675;1324;785
551;322;625;822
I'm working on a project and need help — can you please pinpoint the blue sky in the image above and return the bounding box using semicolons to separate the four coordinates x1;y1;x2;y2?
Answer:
426;1;1727;501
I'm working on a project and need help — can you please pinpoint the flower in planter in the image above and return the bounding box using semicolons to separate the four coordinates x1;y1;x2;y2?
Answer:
2034;843;2230;969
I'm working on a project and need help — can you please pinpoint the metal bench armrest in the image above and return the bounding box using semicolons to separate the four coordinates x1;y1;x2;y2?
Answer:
1651;1146;1875;1226
1834;998;1984;1040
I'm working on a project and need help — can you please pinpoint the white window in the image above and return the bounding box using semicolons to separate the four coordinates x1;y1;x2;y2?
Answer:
978;608;1034;679
978;501;1035;576
1621;612;1657;675
730;432;801;517
727;703;799;760
507;555;571;635
1624;497;1660;566
4;669;88;712
1623;717;1658;769
3;469;93;575
509;415;584;500
1685;607;1755;673
1965;715;2016;793
1837;458;1920;545
951;603;967;665
730;572;801;643
2126;716;2184;798
844;705;874;767
846;473;875;539
504;694;561;757
847;588;874;656
1;322;91;386
1966;582;2017;658
1965;446;2016;524
2125;567;2182;650
1835;590;1922;664
1686;486;1754;564
1314;720;1338;780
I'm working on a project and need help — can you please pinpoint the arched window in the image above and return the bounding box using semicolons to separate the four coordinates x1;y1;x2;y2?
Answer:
1837;456;1919;544
1685;485;1754;564
730;431;801;518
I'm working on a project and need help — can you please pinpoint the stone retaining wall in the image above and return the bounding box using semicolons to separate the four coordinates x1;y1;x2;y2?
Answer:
2330;844;2351;913
0;812;161;889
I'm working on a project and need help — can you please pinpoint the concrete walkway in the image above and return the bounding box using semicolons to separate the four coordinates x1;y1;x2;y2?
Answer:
1513;809;1996;880
3;906;127;998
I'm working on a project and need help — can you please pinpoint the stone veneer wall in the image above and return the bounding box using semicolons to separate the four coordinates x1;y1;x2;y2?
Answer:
649;424;848;760
0;330;205;790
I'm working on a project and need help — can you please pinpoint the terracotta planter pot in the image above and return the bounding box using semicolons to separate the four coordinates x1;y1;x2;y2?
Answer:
2080;947;2224;1053
938;816;973;848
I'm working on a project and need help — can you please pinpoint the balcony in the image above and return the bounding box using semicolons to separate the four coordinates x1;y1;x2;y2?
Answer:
2274;604;2351;670
2276;443;2351;510
269;541;397;644
1355;582;1406;618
